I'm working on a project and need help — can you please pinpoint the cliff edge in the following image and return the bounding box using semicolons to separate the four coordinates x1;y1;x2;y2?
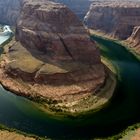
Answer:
52;0;92;20
0;0;22;25
84;0;140;39
127;26;140;54
0;0;116;115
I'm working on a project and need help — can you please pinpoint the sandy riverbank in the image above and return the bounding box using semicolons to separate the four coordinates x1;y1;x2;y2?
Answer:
0;130;35;140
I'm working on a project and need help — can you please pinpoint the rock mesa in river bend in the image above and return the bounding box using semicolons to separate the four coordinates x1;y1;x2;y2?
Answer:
84;0;140;39
0;0;115;114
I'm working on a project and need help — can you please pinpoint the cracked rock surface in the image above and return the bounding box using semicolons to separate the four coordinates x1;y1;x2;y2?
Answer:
0;0;109;113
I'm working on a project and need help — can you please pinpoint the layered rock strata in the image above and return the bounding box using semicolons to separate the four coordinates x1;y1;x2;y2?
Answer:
84;0;140;39
0;0;92;25
127;26;140;54
0;0;116;114
52;0;92;20
0;0;22;25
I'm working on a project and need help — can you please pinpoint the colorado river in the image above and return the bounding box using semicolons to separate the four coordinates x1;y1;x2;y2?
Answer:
0;34;140;139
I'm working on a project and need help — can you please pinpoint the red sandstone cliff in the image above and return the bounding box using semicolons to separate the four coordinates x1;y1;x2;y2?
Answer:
128;26;140;54
52;0;92;20
0;0;114;114
84;1;140;39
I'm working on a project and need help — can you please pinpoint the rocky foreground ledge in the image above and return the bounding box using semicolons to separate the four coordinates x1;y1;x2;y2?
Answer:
127;26;140;55
0;130;35;140
0;0;116;115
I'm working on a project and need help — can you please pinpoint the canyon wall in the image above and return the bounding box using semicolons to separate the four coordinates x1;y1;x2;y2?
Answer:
52;0;92;20
128;26;140;54
0;0;110;113
16;0;101;65
0;0;92;25
84;1;140;39
3;0;140;25
0;0;22;25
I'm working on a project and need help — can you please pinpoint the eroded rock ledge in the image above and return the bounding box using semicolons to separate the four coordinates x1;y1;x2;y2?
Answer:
0;0;116;115
84;0;140;39
127;26;140;55
52;0;92;20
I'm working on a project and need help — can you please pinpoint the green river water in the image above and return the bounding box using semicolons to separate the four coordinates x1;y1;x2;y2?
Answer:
0;35;140;139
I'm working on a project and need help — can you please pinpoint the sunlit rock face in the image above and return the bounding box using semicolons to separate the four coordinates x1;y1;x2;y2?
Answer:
128;26;140;54
0;0;106;107
84;0;140;39
16;0;101;65
52;0;92;20
0;0;22;25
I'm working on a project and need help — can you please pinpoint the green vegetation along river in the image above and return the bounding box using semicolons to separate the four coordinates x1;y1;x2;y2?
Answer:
0;34;140;139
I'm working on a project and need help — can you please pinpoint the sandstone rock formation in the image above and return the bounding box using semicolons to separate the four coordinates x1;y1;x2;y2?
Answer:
84;0;140;39
0;0;116;114
16;0;100;65
52;0;92;20
0;0;22;25
0;0;92;25
127;26;140;54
